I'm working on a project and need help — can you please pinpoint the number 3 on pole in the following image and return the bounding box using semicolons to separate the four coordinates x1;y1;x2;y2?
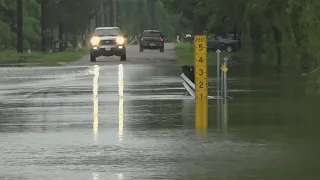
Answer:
199;69;203;75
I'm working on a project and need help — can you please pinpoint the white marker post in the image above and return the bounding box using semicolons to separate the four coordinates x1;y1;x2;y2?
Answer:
223;57;228;100
222;58;228;136
118;64;124;97
85;65;100;97
93;95;99;142
93;65;100;97
85;65;100;143
118;64;124;141
216;49;221;98
216;49;221;129
118;97;123;141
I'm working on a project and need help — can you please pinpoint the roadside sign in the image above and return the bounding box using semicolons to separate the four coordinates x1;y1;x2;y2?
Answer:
194;34;208;130
220;65;228;72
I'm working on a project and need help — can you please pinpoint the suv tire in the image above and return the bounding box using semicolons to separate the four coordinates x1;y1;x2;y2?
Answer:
120;53;127;61
90;54;96;62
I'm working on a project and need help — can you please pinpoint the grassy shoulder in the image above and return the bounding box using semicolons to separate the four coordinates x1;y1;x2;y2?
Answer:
0;48;89;66
175;43;239;65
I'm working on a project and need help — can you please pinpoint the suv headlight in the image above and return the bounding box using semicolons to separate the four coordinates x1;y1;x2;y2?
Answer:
90;36;100;46
116;36;125;45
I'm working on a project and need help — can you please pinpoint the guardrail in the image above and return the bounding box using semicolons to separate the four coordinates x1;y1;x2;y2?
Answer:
180;49;232;100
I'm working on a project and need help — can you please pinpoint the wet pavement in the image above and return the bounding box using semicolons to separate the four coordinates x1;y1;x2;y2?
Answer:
67;43;176;66
1;44;320;179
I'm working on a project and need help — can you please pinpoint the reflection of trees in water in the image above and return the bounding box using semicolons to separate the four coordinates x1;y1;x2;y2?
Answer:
126;99;186;130
125;66;180;83
0;92;49;133
41;91;48;132
226;76;320;141
122;65;320;140
0;101;30;132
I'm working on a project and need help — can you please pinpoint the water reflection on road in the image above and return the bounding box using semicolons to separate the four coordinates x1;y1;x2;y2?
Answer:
0;64;320;179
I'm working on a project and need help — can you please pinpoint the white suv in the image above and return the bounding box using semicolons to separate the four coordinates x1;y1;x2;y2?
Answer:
89;27;127;62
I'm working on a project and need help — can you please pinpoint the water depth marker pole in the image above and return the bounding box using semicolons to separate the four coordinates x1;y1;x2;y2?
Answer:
220;57;228;101
194;34;208;131
216;49;221;98
92;65;99;142
216;49;221;129
118;64;124;141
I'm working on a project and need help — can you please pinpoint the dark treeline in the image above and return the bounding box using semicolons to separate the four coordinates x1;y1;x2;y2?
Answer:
165;0;320;72
0;0;179;52
1;0;320;72
0;0;97;51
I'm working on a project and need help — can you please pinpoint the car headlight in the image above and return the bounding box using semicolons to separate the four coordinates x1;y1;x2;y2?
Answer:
116;36;125;45
90;36;100;46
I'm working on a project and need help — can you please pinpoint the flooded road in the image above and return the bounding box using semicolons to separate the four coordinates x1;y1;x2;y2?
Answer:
1;63;320;180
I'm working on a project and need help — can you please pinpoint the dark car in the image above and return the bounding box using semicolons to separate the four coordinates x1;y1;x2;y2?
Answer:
207;33;241;52
139;30;165;52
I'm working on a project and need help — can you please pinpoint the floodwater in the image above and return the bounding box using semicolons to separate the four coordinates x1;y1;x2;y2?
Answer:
0;64;320;180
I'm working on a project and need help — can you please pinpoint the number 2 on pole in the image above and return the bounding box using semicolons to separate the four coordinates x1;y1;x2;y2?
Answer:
199;81;203;88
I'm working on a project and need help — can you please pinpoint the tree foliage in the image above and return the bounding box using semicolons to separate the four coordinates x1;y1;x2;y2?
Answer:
0;0;98;50
166;0;320;71
0;0;178;50
118;0;179;40
1;0;319;72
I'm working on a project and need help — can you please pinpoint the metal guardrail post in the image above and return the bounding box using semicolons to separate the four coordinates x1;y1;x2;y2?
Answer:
223;57;228;100
216;49;221;129
216;49;221;98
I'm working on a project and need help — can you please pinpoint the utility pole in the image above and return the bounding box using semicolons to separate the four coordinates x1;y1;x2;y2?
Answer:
112;0;117;26
150;0;156;29
40;0;47;52
100;0;105;26
105;0;111;26
17;0;23;53
117;0;122;27
95;6;99;27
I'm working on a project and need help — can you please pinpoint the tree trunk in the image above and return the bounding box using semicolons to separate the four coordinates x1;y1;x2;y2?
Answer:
59;22;64;52
272;25;282;75
72;33;77;48
17;0;23;53
41;0;47;52
249;16;261;64
95;6;99;27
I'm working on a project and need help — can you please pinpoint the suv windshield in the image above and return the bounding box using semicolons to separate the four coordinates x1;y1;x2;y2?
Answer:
143;31;161;37
94;28;120;36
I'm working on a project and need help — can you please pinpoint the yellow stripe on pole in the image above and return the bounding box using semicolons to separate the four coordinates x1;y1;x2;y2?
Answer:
194;35;208;132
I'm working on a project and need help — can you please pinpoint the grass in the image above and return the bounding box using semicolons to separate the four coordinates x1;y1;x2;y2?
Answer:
0;48;89;66
175;43;239;65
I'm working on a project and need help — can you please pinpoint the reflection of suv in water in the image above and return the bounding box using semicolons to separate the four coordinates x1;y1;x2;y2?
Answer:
139;30;164;52
89;27;127;62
